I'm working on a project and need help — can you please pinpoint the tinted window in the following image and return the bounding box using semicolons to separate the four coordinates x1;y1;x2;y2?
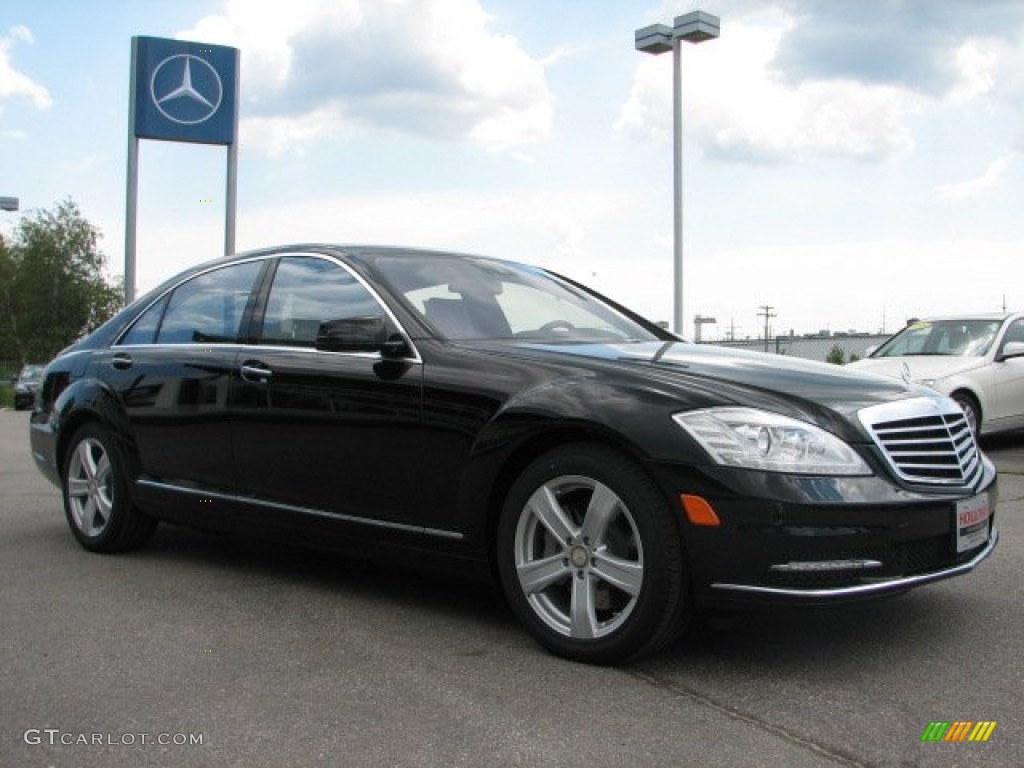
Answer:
156;262;262;344
119;295;169;346
260;256;383;347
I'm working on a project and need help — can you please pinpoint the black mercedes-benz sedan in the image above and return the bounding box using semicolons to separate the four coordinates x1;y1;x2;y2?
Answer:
29;245;998;663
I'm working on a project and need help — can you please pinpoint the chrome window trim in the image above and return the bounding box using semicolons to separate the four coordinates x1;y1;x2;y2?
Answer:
112;250;422;364
108;341;414;364
137;479;462;540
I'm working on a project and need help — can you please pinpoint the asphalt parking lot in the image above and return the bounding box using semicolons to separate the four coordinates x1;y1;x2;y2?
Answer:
1;409;1021;768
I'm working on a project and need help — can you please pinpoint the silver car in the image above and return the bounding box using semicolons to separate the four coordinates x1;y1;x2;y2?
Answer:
847;313;1024;435
12;364;44;411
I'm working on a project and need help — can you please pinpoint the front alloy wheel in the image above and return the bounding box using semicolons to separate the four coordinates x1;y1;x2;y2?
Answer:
498;444;688;664
952;392;980;436
513;475;644;640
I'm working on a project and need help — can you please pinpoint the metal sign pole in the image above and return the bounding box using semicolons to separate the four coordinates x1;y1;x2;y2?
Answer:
124;37;140;306
225;47;239;256
225;142;237;256
125;137;139;305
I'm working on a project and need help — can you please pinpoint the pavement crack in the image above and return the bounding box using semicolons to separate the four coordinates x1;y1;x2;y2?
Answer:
625;668;874;768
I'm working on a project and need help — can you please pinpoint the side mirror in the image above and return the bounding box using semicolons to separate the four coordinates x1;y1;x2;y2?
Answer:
997;341;1024;362
315;316;409;358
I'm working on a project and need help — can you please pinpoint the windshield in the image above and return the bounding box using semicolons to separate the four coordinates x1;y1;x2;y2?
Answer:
368;254;661;343
19;366;43;381
872;319;1001;358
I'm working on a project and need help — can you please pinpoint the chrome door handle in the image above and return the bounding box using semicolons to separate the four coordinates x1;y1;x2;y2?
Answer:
112;353;133;370
239;362;272;383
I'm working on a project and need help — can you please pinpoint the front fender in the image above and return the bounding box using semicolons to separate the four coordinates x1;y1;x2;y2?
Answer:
452;376;704;542
933;377;986;421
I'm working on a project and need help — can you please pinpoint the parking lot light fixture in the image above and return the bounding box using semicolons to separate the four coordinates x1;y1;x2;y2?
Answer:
0;196;19;212
634;10;720;335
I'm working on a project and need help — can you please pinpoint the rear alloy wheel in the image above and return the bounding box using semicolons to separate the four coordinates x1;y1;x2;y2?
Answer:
497;444;688;664
62;423;156;552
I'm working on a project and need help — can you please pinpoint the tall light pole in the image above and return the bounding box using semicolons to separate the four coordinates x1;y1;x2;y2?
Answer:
635;11;720;335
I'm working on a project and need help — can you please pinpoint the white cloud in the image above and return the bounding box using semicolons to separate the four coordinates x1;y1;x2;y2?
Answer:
0;25;52;109
132;185;632;296
178;0;553;154
949;38;998;105
935;154;1015;200
617;14;917;163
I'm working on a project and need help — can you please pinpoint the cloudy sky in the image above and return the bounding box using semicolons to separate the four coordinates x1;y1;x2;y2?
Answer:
2;0;1022;339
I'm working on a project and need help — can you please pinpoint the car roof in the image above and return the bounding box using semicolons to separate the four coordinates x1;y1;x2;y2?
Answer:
908;312;1020;323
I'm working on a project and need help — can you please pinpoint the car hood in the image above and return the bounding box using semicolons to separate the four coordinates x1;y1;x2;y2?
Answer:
461;339;922;440
847;355;986;382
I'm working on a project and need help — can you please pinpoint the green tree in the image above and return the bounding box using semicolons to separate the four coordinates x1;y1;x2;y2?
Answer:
0;199;121;363
825;344;846;365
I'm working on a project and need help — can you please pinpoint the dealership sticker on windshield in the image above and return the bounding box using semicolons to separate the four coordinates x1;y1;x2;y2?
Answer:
955;494;990;553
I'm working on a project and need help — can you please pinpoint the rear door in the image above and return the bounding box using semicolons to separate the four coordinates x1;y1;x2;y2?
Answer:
102;259;265;491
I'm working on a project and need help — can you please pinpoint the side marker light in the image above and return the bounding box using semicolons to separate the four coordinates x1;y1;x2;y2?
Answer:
681;494;721;526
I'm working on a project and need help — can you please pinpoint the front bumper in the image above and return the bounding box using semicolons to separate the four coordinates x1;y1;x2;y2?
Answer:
648;457;999;605
711;529;997;599
14;389;37;408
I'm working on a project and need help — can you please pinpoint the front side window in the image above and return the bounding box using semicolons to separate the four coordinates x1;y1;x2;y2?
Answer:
1000;319;1024;349
156;261;262;344
259;256;384;348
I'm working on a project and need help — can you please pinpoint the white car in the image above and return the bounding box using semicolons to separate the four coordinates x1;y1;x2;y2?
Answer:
847;313;1024;435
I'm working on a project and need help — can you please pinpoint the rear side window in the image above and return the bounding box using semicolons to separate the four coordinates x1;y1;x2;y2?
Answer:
119;295;169;346
259;256;383;348
156;261;262;344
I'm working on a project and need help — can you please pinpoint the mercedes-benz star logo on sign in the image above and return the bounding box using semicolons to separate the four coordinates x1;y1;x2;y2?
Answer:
150;54;223;125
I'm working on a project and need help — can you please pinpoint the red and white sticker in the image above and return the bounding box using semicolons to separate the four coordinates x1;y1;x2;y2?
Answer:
956;493;991;553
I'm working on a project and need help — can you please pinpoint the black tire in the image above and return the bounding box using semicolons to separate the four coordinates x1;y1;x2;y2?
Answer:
951;391;980;436
496;443;689;664
61;422;156;552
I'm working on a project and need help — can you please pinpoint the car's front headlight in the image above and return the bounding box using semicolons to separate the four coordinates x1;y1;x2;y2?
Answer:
673;407;872;476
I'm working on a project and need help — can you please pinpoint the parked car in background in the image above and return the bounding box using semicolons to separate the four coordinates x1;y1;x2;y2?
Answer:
847;313;1024;436
12;364;44;410
28;245;998;663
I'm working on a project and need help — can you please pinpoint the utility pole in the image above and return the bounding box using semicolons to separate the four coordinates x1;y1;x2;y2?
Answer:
757;305;777;353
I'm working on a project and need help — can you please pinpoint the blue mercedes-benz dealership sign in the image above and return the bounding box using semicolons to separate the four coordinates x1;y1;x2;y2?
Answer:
132;36;239;145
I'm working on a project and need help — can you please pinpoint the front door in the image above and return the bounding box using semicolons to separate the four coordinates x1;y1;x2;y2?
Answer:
230;254;429;528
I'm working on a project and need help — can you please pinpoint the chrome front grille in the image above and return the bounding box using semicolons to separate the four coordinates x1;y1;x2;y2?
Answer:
858;397;982;487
